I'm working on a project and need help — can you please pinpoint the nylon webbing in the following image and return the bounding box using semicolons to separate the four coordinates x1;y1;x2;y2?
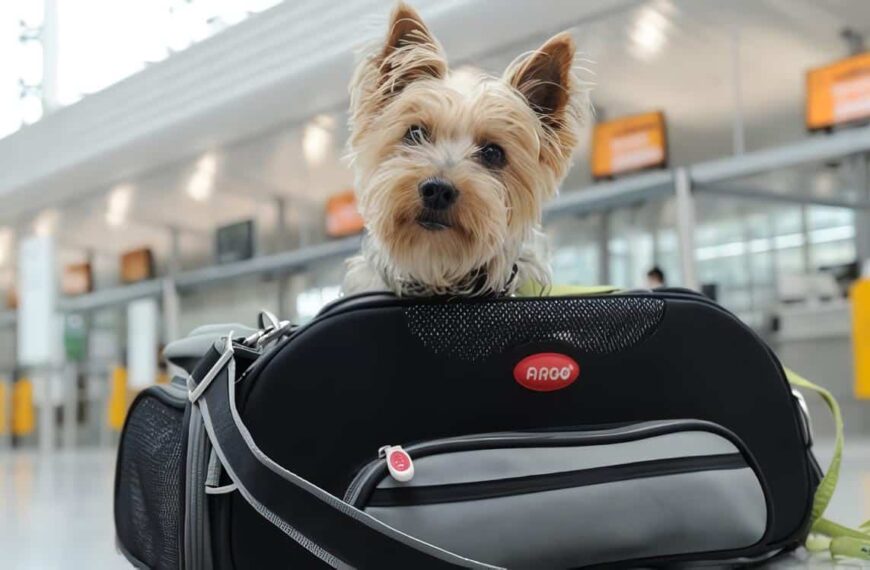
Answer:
786;368;870;560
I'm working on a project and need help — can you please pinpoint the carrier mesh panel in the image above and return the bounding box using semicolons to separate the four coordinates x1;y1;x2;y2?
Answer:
116;392;185;569
405;296;665;360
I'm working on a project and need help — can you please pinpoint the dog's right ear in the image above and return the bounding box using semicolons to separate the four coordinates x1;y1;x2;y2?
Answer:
380;2;446;94
350;3;446;134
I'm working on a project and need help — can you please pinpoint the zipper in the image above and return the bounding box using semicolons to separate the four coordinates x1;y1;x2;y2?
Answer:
367;453;746;508
343;419;742;506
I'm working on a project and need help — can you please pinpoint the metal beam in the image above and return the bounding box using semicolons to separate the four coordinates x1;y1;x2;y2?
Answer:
695;183;870;210
175;235;361;291
57;278;163;313
674;168;699;290
544;170;674;220
55;236;363;312
691;125;870;184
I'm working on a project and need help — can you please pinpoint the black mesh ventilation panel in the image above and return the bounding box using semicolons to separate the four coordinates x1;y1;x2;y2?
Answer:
405;296;665;360
115;391;186;569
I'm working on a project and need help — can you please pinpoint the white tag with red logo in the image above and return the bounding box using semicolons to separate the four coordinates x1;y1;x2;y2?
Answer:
379;445;414;482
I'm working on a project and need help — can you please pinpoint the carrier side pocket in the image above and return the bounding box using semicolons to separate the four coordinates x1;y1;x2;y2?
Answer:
347;420;771;569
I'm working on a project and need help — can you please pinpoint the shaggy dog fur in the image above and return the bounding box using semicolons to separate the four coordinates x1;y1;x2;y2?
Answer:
343;2;586;296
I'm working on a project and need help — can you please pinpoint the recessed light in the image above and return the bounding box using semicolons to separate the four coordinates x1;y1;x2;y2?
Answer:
106;184;134;227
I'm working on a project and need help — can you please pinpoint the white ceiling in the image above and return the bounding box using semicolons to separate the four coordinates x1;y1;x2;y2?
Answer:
1;0;869;280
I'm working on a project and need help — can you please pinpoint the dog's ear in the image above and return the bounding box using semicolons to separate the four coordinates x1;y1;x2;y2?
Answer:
506;32;576;128
379;2;446;94
504;32;583;178
349;3;446;146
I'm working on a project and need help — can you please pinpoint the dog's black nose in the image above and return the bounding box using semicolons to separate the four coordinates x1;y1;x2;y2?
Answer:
419;179;458;210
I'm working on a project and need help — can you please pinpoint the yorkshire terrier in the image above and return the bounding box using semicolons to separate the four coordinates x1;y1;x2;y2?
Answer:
343;2;586;297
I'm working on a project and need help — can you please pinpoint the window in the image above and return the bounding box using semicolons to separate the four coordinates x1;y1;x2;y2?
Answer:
0;0;285;140
295;285;340;323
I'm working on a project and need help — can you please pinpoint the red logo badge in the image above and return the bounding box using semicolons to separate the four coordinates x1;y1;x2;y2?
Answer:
514;353;579;392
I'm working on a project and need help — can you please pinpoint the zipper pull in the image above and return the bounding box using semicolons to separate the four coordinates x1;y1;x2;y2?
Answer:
378;445;414;482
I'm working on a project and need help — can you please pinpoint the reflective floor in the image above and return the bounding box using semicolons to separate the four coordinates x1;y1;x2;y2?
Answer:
2;442;870;569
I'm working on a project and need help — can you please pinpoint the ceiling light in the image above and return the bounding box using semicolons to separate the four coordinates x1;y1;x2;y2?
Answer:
629;6;670;61
106;184;134;227
303;115;335;168
34;209;59;237
187;153;217;202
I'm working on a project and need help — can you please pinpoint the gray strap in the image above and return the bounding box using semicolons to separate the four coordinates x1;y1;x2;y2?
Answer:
192;339;501;569
187;338;234;402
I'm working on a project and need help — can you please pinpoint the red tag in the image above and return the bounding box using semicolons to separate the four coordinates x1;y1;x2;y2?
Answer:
514;353;580;392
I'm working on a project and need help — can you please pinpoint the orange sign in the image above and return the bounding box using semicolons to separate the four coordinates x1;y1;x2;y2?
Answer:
807;52;870;130
326;191;364;237
592;111;667;179
62;262;93;296
120;248;154;284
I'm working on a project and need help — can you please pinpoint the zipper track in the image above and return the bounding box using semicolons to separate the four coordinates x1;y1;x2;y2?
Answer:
367;453;746;507
344;419;744;506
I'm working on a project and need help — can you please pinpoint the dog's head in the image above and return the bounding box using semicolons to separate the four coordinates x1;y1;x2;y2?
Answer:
348;2;585;294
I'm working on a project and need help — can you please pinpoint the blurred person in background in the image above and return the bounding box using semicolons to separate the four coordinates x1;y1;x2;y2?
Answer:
646;266;666;289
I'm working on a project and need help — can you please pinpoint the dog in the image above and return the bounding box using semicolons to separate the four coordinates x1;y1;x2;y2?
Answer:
343;2;586;297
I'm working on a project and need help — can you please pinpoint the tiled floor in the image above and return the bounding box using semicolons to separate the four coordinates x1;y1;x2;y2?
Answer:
2;442;870;569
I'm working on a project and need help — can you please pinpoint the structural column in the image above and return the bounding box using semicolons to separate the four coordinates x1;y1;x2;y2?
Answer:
674;168;700;290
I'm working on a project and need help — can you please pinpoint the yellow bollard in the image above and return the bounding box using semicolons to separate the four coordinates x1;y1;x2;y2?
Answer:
12;378;35;436
107;366;129;431
0;380;7;436
851;279;870;399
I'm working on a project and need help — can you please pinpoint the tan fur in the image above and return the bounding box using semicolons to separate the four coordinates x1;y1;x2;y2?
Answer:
344;2;587;296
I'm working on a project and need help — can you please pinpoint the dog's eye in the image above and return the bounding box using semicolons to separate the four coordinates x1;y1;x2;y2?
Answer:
403;125;429;145
478;143;506;168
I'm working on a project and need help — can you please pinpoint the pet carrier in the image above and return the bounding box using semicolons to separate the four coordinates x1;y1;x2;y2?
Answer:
115;290;831;569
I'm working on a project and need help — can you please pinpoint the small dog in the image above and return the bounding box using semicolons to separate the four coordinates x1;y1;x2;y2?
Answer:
343;2;586;296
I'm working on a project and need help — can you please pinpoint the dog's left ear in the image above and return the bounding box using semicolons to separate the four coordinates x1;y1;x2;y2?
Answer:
506;32;576;129
505;32;582;176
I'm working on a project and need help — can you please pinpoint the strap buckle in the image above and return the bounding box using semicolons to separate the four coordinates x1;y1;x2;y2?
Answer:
792;388;814;447
242;310;294;349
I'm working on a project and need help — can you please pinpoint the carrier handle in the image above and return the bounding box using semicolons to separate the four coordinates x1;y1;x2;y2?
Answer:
190;337;502;570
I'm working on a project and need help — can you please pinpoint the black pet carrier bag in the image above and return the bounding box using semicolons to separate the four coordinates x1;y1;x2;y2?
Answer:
115;290;822;569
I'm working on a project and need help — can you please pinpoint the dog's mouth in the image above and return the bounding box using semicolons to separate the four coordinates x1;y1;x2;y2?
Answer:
416;210;452;231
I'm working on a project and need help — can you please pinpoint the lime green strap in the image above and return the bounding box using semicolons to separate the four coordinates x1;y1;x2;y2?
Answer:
784;369;843;523
785;368;870;559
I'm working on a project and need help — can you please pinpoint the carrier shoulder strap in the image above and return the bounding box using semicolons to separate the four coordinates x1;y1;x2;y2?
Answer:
188;337;501;570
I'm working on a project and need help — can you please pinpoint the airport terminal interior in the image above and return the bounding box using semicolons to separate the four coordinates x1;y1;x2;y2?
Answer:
2;0;870;567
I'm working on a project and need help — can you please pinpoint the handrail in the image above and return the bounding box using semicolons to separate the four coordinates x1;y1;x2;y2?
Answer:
691;125;870;184
56;235;363;313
